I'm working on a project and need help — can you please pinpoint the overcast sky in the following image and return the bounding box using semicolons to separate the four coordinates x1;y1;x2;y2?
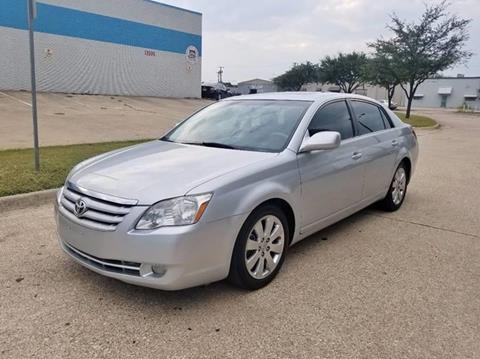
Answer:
162;0;479;83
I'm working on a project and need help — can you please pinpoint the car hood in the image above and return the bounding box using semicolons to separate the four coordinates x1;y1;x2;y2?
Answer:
69;140;276;205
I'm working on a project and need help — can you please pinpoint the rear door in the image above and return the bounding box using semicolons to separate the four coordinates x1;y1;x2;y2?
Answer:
297;100;366;231
349;100;401;200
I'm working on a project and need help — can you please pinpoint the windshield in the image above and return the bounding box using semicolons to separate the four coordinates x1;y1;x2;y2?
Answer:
162;100;312;152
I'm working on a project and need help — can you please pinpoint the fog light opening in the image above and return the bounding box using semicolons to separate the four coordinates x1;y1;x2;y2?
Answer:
151;264;167;277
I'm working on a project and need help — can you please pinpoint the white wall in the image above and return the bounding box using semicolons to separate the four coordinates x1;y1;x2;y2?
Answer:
412;78;480;109
0;0;202;98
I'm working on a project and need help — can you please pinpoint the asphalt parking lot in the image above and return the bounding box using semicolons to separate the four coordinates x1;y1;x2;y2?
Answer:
1;110;479;358
0;91;210;149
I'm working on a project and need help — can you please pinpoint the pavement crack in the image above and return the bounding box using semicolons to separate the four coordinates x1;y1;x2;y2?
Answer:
123;103;157;114
366;212;479;239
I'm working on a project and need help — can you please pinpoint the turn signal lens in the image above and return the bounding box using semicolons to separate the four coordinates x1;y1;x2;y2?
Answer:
194;201;210;222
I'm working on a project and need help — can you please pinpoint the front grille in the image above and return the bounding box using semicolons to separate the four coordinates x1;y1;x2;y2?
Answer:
59;184;136;231
64;242;141;276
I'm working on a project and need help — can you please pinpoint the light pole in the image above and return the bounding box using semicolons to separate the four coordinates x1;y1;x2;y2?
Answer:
27;0;40;172
217;66;224;83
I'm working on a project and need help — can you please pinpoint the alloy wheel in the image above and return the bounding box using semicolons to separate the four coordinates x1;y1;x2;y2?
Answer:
391;167;407;205
244;215;285;280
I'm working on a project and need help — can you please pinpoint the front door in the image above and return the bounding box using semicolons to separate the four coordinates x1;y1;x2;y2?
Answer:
297;100;365;232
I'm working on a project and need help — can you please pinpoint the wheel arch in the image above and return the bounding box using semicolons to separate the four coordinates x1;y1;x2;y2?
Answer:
394;143;413;185
249;198;296;245
399;157;412;184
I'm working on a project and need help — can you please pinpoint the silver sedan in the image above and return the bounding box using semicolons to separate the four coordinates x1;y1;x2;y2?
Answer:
55;92;418;290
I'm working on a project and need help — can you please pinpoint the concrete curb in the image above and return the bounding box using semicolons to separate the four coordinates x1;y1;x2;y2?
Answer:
0;188;58;213
415;123;440;130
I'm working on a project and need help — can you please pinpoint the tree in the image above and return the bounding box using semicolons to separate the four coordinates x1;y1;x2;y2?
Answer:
370;1;471;118
319;52;368;93
273;62;321;91
364;55;400;108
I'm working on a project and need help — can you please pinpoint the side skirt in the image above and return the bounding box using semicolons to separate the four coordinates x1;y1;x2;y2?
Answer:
293;192;385;244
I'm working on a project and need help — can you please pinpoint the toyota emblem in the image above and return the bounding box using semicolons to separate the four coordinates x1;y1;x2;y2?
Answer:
74;198;88;217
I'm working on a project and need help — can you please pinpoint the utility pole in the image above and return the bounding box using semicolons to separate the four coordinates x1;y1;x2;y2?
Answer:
27;0;40;172
217;66;224;83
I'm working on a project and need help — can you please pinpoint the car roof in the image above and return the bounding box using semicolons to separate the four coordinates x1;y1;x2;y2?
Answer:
223;91;378;104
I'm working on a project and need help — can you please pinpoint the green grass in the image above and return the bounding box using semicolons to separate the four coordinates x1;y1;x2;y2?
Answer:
395;112;438;128
0;140;150;197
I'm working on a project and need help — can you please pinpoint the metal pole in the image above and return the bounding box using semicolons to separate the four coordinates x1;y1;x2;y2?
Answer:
27;0;40;171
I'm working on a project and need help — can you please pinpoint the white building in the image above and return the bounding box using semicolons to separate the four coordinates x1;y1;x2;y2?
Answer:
237;79;277;95
303;77;480;110
411;77;480;110
0;0;202;98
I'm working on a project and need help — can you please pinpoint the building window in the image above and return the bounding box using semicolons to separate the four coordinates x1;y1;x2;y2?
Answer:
464;95;478;101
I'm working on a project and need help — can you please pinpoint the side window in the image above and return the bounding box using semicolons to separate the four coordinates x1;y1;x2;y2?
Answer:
351;101;387;135
308;101;354;140
380;108;393;129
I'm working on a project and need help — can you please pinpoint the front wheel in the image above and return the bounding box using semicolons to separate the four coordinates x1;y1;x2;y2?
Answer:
228;205;288;290
380;162;408;211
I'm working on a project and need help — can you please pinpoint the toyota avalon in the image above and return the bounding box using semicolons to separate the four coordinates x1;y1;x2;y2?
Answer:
55;92;418;290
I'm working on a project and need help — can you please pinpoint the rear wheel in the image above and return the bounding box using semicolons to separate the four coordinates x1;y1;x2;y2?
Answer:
380;162;408;211
228;205;288;290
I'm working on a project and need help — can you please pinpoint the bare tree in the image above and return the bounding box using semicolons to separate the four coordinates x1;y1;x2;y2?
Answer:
370;1;472;118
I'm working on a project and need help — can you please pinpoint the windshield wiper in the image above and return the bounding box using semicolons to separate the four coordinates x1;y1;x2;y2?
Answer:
181;141;237;150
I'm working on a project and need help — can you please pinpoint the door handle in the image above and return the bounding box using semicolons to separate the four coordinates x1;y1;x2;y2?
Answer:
391;139;399;147
352;152;362;160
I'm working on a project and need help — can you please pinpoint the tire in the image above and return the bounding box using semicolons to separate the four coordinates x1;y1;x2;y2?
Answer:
380;162;408;212
228;205;289;290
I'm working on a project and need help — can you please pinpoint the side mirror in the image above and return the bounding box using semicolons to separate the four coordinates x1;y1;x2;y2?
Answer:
299;131;341;153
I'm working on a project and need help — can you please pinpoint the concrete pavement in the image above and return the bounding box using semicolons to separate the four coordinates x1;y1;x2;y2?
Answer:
0;110;479;358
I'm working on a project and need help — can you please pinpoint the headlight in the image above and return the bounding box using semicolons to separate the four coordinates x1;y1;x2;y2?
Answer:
136;193;212;230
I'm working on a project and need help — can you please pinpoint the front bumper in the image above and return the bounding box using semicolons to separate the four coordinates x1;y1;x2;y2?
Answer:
54;197;246;290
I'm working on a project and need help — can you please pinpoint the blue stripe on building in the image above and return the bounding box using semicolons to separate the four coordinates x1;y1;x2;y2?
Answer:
0;0;201;55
